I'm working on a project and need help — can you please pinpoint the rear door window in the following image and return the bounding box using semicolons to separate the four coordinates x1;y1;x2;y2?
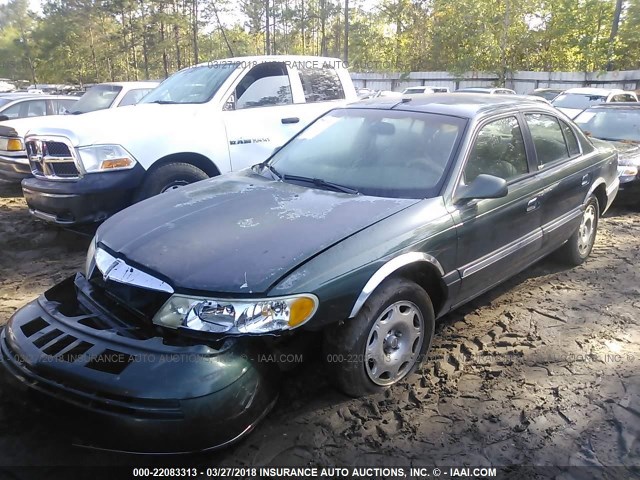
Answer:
298;66;345;102
524;114;570;168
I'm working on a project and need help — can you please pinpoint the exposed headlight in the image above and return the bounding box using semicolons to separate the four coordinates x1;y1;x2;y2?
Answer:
618;154;640;167
85;236;97;277
153;294;319;335
77;144;137;173
0;137;24;152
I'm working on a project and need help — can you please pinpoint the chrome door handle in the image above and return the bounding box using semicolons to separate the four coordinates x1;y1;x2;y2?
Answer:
526;197;539;212
581;174;590;186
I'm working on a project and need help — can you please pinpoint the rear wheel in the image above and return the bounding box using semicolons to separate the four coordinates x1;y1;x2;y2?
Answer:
557;195;599;266
137;162;209;201
323;277;435;397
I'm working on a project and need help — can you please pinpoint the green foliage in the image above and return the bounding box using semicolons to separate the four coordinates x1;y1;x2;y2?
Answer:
0;0;635;83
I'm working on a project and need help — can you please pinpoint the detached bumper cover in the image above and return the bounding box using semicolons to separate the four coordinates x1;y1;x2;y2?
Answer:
21;165;145;225
0;274;279;454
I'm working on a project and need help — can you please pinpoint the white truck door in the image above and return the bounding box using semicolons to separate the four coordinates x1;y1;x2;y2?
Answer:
223;61;309;171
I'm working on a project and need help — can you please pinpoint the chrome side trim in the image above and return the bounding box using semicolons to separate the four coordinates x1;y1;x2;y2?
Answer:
460;229;543;279
348;252;444;318
542;207;582;234
94;247;174;294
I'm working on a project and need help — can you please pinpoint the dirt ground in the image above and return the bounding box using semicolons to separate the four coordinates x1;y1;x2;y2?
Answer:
0;180;639;477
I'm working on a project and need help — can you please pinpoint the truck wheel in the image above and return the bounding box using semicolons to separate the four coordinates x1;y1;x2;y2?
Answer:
557;195;599;266
137;162;209;200
323;277;435;397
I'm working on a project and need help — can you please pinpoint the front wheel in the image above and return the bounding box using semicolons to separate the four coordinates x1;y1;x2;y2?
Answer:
136;162;209;201
558;195;599;266
323;277;435;397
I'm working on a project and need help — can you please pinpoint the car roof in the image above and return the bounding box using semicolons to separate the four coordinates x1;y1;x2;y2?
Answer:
563;87;631;95
93;81;160;88
349;93;551;118
0;93;77;101
191;54;344;69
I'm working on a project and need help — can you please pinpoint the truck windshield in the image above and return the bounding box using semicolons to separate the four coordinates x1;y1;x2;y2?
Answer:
140;63;239;105
69;85;122;114
269;108;466;199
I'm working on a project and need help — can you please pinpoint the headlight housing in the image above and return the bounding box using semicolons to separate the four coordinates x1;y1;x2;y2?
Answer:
618;153;640;167
153;294;319;335
0;136;24;152
76;144;137;173
85;235;97;277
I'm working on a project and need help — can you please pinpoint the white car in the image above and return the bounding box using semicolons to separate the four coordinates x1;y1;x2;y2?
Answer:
20;55;358;225
0;82;159;182
552;87;638;119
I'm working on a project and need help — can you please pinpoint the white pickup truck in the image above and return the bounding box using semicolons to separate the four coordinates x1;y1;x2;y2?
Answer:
21;55;357;225
0;81;158;182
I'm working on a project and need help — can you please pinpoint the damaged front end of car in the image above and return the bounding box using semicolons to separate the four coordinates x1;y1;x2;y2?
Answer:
0;247;285;454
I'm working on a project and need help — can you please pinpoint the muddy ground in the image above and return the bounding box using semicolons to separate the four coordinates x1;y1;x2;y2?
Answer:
0;180;639;477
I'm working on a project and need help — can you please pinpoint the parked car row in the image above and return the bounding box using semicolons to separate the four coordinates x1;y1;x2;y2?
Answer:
0;82;159;182
0;55;634;454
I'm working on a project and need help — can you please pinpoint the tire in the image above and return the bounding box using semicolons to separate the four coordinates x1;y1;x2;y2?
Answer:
557;195;599;266
136;162;209;201
323;277;435;397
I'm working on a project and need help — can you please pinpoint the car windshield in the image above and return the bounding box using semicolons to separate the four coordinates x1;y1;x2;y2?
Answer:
140;63;238;105
0;98;12;108
553;93;607;109
269;108;466;199
531;90;561;101
404;88;425;93
574;109;640;142
70;85;123;113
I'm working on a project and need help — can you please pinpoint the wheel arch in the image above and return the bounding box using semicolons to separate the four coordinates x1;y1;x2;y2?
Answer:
348;252;447;319
586;178;607;216
145;152;222;178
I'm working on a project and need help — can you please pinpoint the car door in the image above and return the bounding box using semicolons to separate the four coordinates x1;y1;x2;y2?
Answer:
222;61;311;171
450;114;545;307
523;112;591;251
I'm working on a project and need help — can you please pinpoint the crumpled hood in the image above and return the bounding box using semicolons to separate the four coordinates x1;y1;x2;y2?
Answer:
608;140;640;161
24;103;199;147
99;170;418;294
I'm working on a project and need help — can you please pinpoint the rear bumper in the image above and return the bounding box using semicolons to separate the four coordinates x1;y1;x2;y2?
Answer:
0;154;31;182
21;165;145;225
0;274;280;453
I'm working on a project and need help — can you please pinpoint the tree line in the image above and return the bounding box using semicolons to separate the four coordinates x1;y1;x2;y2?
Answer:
1;0;639;85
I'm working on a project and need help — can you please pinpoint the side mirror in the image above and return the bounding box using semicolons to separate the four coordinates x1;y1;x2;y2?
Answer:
0;115;9;121
455;174;508;203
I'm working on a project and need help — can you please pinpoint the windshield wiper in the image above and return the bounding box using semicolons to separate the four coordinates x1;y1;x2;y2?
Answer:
261;163;282;180
148;100;179;104
282;174;359;195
